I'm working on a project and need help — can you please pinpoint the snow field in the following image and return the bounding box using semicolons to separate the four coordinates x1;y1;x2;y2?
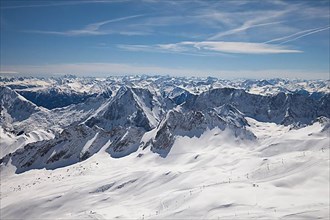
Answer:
1;120;329;219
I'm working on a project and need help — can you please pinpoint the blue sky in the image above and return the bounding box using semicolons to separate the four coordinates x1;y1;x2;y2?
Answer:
0;0;329;79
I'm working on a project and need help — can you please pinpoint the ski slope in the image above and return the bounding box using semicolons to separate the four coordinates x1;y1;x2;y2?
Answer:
1;120;329;219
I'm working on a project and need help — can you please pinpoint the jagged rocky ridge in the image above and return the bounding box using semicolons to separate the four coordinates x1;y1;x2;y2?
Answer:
184;88;329;125
0;87;41;124
149;104;255;157
0;80;329;173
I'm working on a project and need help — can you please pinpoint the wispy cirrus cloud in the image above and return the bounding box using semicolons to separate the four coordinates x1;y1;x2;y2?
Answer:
208;9;290;40
118;41;301;55
26;14;146;36
185;41;301;54
265;26;330;44
18;1;329;41
204;1;329;42
117;43;226;57
1;0;328;79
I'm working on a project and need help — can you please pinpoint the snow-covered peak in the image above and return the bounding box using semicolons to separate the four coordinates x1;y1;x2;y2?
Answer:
148;104;255;157
0;86;43;123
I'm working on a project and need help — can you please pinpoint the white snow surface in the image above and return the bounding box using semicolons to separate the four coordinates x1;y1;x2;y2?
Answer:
1;120;329;219
0;127;54;158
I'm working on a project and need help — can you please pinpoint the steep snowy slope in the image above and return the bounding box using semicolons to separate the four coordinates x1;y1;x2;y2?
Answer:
0;86;162;172
0;86;109;158
0;86;43;124
0;127;54;158
0;85;261;173
186;88;329;125
1;83;329;173
146;104;255;157
0;87;53;157
86;86;161;131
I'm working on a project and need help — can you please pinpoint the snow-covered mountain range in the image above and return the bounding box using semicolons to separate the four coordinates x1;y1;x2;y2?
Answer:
0;75;329;219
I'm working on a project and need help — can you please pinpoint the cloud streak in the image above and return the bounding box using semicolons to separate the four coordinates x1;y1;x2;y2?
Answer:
19;1;329;42
118;41;302;55
278;26;330;45
208;20;284;40
265;26;330;44
27;14;145;36
185;41;301;54
207;9;290;40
